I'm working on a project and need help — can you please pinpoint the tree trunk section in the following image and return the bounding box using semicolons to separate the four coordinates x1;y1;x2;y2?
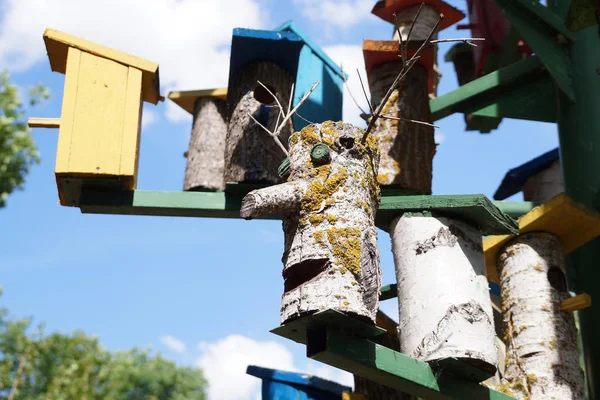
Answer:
183;98;228;191
497;233;584;399
241;122;382;324
390;214;498;374
224;61;294;184
522;160;564;202
369;62;436;192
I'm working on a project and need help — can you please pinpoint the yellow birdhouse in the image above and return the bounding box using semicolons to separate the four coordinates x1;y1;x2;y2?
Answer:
33;28;161;206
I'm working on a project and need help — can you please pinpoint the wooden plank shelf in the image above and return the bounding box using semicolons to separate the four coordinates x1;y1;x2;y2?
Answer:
78;187;520;236
270;314;515;399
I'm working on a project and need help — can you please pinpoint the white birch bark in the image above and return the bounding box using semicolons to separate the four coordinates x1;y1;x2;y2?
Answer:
497;233;584;400
183;98;227;191
522;160;564;203
390;214;498;373
241;121;382;324
392;5;440;42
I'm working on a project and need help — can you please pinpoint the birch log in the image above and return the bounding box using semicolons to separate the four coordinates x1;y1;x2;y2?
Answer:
496;233;584;399
183;98;227;191
241;121;382;324
390;214;498;374
224;61;294;184
369;62;436;190
522;160;564;203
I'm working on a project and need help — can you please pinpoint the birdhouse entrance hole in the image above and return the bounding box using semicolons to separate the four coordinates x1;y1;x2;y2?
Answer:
253;83;278;105
283;258;330;292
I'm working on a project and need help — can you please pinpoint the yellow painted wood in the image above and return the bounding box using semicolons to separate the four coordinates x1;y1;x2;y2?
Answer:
28;117;60;128
484;193;600;284
561;293;592;312
55;46;82;177
342;393;368;400
376;310;398;336
43;28;160;104
119;67;143;189
168;88;228;115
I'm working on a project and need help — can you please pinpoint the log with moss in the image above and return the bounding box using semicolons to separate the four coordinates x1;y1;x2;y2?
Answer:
183;97;228;191
224;61;294;184
496;233;585;399
241;121;382;324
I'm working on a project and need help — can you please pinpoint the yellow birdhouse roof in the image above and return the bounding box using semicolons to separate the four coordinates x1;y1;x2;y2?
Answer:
43;28;161;104
168;88;228;115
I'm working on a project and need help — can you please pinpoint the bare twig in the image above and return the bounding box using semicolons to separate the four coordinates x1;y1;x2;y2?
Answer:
341;65;369;116
275;81;320;138
357;69;374;114
430;38;484;47
406;2;425;44
393;13;407;63
295;112;315;125
381;114;440;128
257;81;285;116
248;113;290;156
287;83;295;115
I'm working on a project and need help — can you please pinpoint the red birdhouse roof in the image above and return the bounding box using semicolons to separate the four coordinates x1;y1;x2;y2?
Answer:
372;0;465;31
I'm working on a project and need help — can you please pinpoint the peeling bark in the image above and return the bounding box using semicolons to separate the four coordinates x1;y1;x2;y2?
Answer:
391;214;498;373
241;121;382;324
369;62;436;191
496;233;584;400
224;61;294;184
183;98;228;191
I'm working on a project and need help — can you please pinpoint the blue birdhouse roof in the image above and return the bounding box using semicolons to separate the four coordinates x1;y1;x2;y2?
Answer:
273;20;348;80
494;148;560;200
246;365;351;396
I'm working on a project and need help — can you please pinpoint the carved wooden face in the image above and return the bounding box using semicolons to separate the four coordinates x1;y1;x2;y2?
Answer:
280;121;381;323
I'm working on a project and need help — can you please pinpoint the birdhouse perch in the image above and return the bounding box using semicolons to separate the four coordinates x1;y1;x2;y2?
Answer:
37;28;161;206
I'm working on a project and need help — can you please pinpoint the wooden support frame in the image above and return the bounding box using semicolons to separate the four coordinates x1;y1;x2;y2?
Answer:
305;327;515;399
168;88;227;115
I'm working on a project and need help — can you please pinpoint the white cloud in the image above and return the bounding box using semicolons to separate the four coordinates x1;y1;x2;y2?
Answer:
160;335;187;354
322;44;368;128
196;334;354;400
0;0;266;122
294;0;376;29
434;131;446;144
142;109;158;129
197;335;296;400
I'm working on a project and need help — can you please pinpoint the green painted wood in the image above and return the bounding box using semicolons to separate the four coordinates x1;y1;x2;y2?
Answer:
377;194;519;235
491;201;537;219
493;0;575;101
306;328;515;400
379;284;398;301
270;309;386;345
430;56;544;122
471;72;557;122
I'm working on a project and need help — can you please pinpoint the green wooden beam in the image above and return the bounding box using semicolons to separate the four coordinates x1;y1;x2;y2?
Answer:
306;327;515;400
492;0;575;101
430;56;553;123
377;194;518;235
379;284;398;301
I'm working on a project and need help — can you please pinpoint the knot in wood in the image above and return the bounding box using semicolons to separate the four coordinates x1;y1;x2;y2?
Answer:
310;144;331;165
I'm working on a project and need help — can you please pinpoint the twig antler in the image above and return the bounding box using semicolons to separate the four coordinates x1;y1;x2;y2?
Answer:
248;80;321;156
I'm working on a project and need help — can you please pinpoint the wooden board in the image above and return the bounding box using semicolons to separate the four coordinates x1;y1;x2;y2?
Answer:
484;193;600;284
168;88;228;115
43;28;160;104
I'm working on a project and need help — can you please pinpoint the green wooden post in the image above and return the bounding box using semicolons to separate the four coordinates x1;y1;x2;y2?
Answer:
548;2;600;397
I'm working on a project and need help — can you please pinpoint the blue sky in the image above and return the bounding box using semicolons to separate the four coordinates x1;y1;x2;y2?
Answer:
0;0;559;398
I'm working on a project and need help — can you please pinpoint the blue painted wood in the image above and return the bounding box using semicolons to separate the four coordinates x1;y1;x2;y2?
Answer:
274;21;346;130
247;365;351;400
494;148;560;200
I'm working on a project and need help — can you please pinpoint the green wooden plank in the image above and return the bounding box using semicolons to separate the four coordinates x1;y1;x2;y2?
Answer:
379;284;398;301
491;201;537;219
270;309;386;345
430;56;544;122
377;194;519;235
493;0;575;101
306;328;515;400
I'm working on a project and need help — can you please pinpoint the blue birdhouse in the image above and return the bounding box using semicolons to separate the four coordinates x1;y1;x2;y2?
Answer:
246;365;352;400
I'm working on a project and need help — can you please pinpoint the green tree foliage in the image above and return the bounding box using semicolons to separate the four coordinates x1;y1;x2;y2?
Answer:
0;289;207;399
0;70;48;208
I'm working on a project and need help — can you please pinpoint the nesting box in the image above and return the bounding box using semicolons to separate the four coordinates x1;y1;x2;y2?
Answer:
43;28;160;206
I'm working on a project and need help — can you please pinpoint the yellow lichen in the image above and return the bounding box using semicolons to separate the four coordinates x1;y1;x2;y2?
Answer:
325;214;337;224
309;214;325;225
289;132;300;147
548;338;557;350
326;227;362;276
301;167;348;212
313;230;325;244
300;125;319;145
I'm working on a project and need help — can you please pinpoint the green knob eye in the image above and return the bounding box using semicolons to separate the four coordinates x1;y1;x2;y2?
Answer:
310;144;331;165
